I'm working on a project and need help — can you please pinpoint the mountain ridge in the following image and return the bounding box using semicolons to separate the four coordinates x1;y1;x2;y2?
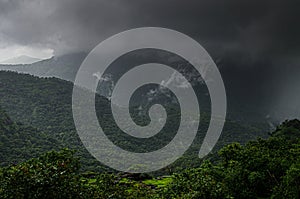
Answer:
0;55;43;65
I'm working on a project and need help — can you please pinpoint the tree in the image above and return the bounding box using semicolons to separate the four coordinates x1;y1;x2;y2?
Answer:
0;149;94;199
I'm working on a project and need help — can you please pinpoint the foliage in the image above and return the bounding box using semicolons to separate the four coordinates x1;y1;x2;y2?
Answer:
160;161;231;199
161;119;300;199
0;119;298;198
0;148;156;199
0;107;60;167
0;149;95;199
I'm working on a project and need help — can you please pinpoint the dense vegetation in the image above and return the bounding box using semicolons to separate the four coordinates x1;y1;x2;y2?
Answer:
0;71;298;198
0;71;268;173
0;108;60;167
0;120;299;198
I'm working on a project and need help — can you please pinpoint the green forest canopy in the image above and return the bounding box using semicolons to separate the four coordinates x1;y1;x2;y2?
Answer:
0;119;299;198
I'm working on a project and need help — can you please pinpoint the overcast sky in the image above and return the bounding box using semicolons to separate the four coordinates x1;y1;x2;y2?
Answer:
0;0;299;120
0;0;299;59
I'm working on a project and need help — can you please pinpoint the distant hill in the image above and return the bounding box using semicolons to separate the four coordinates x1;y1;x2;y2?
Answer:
0;55;43;65
0;52;86;82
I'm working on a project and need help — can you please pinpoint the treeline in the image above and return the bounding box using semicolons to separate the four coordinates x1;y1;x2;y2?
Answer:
0;120;299;199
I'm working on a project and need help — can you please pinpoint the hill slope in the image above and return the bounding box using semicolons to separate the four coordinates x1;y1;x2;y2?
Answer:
0;55;42;65
0;51;273;124
0;53;86;82
0;107;61;166
0;71;268;172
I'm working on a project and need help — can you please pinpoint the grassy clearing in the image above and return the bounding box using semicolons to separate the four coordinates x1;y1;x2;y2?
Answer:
142;176;173;188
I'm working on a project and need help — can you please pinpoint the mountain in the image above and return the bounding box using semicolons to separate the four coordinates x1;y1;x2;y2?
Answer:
0;52;86;82
0;51;275;125
0;55;42;65
0;71;269;172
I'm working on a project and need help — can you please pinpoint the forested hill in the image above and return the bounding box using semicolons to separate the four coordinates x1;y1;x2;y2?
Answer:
0;71;299;198
0;71;268;172
0;106;60;166
0;50;272;124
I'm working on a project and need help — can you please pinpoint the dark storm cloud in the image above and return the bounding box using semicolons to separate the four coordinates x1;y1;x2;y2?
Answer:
0;0;299;58
0;0;132;54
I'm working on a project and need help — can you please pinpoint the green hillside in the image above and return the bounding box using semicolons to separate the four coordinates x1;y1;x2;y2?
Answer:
0;71;268;172
0;107;60;166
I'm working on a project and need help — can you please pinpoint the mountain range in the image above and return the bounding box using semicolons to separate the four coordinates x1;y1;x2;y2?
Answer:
0;51;276;125
0;71;268;172
0;53;86;81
